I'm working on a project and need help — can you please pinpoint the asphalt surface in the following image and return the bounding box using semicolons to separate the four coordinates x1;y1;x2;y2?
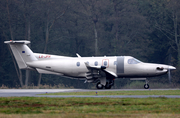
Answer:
0;89;180;98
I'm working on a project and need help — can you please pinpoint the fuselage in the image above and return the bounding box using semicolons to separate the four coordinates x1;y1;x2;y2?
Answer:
5;40;176;89
26;53;173;79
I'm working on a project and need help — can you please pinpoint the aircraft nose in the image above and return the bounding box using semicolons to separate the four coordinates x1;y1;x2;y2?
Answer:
168;66;176;70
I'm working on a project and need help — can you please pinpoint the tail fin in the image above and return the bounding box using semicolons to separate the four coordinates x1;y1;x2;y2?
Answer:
4;40;37;69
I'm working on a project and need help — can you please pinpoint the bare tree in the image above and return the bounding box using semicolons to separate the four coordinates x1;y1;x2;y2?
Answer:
154;0;180;67
6;0;24;87
79;0;104;56
38;0;68;86
109;0;150;56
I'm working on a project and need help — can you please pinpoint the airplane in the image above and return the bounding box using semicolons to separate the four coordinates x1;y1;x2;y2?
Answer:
4;40;176;89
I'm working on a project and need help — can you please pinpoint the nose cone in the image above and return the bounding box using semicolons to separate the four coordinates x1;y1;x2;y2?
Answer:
168;66;176;70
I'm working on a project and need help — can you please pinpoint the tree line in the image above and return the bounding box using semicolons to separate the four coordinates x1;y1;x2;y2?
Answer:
0;0;180;88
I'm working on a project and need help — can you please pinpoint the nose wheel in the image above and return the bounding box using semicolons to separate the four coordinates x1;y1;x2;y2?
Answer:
144;84;149;89
144;79;149;89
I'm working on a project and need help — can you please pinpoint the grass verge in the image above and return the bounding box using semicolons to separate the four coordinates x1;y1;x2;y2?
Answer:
0;97;180;114
41;90;180;95
0;113;180;118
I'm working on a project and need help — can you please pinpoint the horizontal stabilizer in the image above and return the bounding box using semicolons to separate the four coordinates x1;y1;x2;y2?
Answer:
4;40;30;44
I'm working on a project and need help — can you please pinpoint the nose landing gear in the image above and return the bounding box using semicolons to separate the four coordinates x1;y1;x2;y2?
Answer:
144;79;149;89
144;84;149;89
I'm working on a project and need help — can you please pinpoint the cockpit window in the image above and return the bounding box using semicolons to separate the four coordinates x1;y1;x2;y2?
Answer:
128;58;141;64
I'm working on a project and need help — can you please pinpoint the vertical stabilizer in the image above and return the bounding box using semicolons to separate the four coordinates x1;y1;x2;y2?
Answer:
4;40;37;69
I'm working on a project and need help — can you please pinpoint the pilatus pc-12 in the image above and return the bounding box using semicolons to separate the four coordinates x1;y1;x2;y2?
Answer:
5;40;176;89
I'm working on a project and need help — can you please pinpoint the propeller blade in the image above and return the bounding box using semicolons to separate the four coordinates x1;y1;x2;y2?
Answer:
168;69;171;84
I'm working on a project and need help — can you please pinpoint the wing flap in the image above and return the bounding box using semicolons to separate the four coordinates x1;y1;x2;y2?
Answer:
104;70;117;78
84;62;117;78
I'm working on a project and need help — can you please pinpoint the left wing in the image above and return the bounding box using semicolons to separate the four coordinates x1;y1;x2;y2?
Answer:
84;62;117;86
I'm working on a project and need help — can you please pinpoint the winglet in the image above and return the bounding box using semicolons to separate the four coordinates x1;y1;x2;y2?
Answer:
76;53;81;58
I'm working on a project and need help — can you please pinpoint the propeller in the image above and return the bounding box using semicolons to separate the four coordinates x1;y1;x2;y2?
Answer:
168;68;171;84
156;66;176;84
167;66;176;84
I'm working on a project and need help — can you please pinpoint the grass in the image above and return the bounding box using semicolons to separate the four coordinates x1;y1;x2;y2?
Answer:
0;96;180;117
41;90;180;95
0;114;180;118
0;113;180;118
0;97;180;116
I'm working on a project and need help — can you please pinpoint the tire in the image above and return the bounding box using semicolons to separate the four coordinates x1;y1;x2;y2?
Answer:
144;84;149;89
96;82;103;89
105;82;112;89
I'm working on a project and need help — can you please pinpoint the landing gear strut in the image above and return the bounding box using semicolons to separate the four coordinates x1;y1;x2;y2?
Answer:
144;79;149;89
105;82;112;89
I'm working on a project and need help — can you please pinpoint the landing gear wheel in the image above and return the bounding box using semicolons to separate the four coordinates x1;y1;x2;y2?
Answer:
96;82;103;89
105;82;112;89
144;84;149;89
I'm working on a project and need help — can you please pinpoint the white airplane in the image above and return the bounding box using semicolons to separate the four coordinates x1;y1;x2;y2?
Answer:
5;40;176;89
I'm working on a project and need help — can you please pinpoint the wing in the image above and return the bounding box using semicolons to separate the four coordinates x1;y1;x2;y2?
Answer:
84;62;117;86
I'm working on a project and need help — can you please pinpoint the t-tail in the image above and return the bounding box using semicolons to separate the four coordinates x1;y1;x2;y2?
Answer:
4;40;37;70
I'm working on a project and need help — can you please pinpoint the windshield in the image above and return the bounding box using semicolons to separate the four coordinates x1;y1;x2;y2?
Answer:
128;58;141;64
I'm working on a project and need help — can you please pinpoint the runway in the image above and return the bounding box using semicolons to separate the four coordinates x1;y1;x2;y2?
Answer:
0;89;180;98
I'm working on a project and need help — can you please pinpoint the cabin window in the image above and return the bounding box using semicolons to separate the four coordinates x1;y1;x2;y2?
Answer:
104;61;107;66
114;61;117;65
76;62;80;67
128;58;141;64
86;61;89;65
94;61;98;66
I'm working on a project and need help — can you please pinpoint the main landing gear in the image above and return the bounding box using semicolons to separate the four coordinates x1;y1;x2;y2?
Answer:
96;80;114;89
96;82;104;89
